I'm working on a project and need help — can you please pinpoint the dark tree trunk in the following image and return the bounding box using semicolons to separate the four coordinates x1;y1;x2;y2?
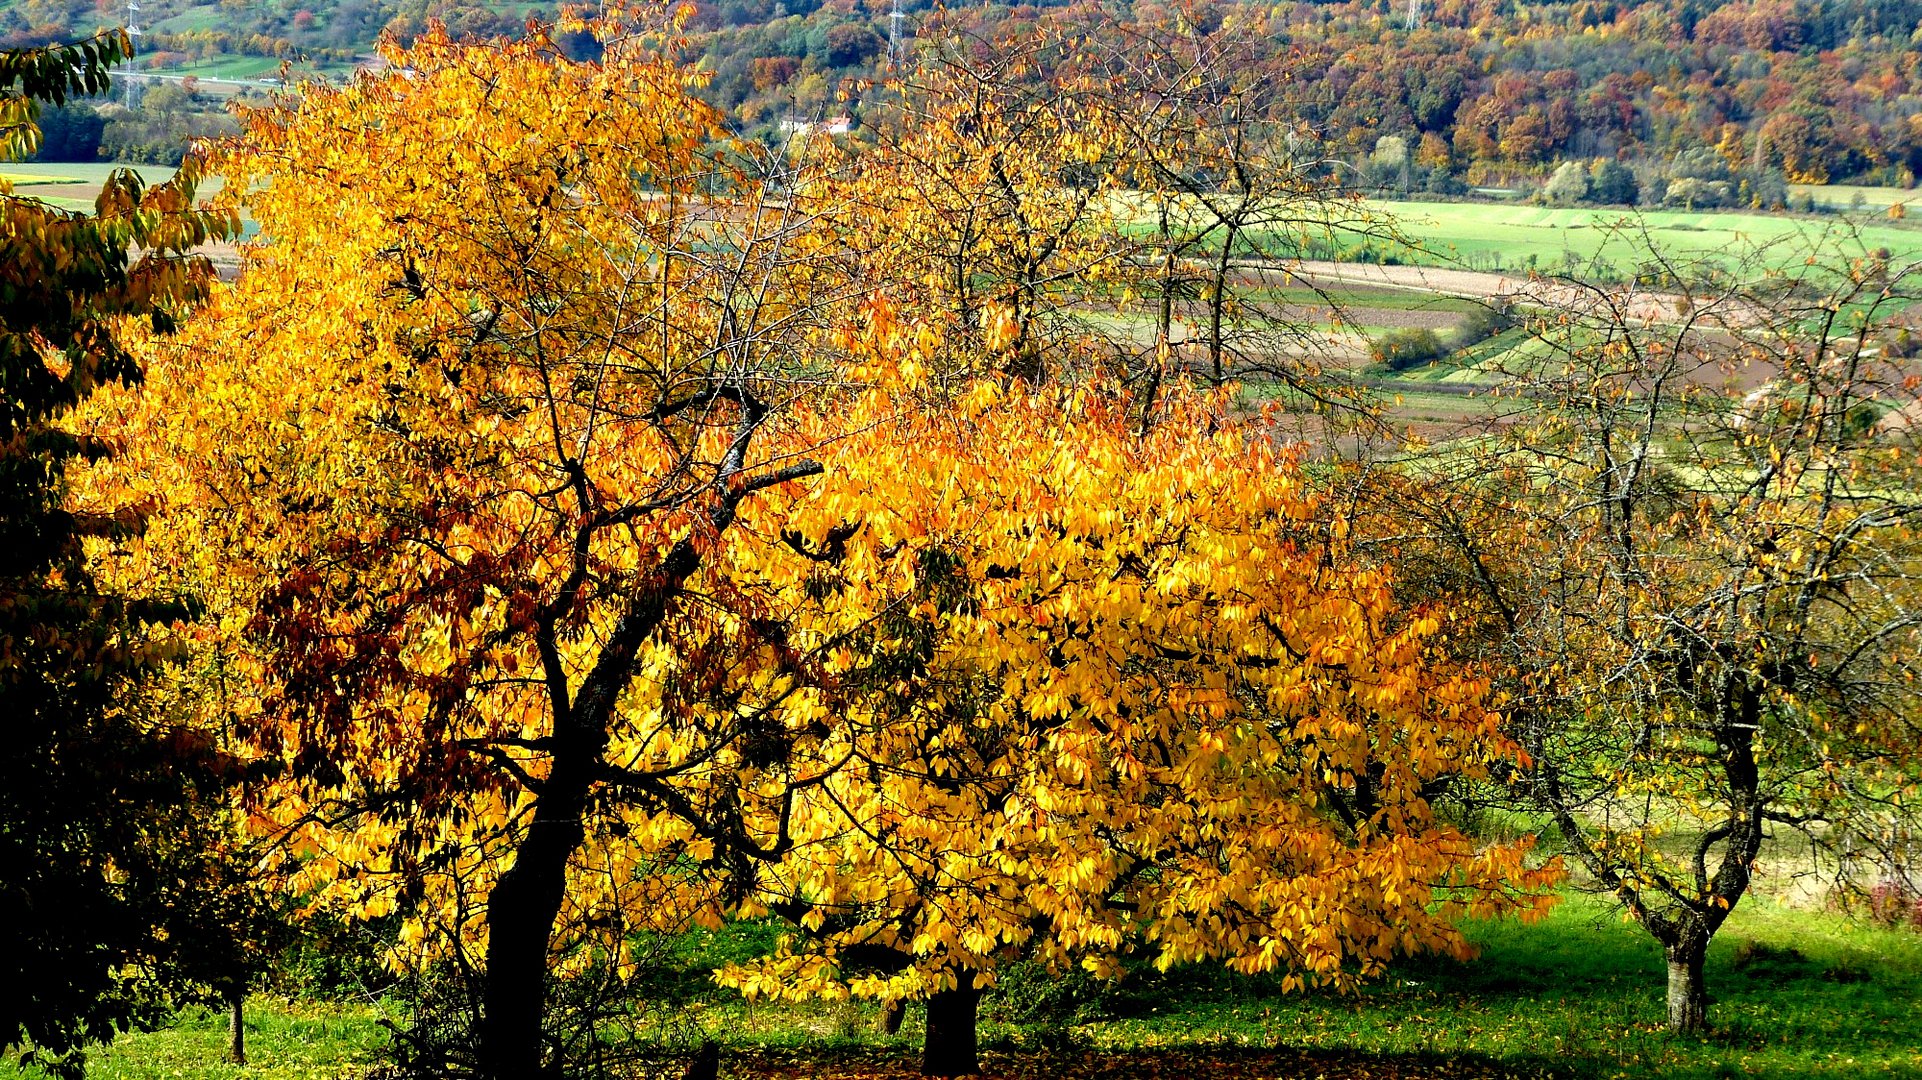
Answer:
480;541;704;1079
921;980;983;1076
680;1039;721;1080
479;752;597;1078
880;999;907;1035
228;992;246;1066
1665;936;1709;1034
1209;221;1238;383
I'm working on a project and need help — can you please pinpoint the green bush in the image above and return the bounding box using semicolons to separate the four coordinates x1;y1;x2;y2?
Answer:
1369;327;1448;371
1454;301;1514;349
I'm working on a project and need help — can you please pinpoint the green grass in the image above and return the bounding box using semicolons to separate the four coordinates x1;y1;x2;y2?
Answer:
1043;896;1922;1078
148;6;234;33
1791;184;1919;213
1259;200;1922;278
1;1000;393;1080
14;895;1911;1079
145;54;297;80
0;163;233;215
1393;201;1919;270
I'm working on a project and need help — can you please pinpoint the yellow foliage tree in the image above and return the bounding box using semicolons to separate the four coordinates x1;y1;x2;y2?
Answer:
76;16;1553;1078
710;383;1557;1075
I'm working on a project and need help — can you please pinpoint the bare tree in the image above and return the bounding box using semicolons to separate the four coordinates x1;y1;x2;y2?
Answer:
1366;235;1922;1032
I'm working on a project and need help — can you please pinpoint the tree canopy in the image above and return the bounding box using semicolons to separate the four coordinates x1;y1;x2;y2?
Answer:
73;16;1555;1077
2;30;241;1076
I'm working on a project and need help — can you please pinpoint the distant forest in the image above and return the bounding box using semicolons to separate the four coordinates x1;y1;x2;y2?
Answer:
7;0;1922;188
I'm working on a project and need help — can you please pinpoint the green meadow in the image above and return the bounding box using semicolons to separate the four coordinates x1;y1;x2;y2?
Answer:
1351;200;1922;275
9;894;1916;1080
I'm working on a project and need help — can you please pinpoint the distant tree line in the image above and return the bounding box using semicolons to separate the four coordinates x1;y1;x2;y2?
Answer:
14;0;1922;187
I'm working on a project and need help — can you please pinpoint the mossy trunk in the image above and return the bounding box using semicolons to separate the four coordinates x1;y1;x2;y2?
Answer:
1665;937;1709;1034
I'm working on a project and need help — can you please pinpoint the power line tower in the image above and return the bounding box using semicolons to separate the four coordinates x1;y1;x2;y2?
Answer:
123;0;142;106
887;0;906;67
1404;0;1423;31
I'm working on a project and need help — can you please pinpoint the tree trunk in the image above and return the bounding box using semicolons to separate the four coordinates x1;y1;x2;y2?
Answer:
480;540;703;1080
1665;937;1709;1034
480;754;596;1078
679;1039;720;1080
920;980;983;1077
228;992;246;1066
1209;221;1238;383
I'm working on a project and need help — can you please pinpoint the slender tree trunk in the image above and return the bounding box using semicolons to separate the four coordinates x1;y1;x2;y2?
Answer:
921;980;983;1077
1138;204;1176;435
1156;203;1177;351
1665;936;1709;1034
1209;221;1238;383
228;992;246;1066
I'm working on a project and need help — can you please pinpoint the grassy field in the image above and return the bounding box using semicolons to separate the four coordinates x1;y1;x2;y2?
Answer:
1248;285;1486;316
4;164;184;185
0;1000;394;1080
9;894;1917;1080
1110;188;1921;281
148;6;243;33
1346;201;1922;275
1789;184;1919;213
3;162;232;214
150;55;291;79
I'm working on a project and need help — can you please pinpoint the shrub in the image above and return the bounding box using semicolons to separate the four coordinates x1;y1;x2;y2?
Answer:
1455;301;1515;350
1369;327;1448;371
1867;880;1922;930
1543;160;1589;204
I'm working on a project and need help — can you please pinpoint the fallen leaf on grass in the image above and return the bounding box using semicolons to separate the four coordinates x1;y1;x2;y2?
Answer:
722;1047;1558;1080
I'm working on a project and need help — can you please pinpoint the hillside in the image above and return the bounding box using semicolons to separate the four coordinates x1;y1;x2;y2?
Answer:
5;0;1922;191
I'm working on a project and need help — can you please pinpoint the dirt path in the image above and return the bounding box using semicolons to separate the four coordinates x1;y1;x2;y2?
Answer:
1274;259;1753;327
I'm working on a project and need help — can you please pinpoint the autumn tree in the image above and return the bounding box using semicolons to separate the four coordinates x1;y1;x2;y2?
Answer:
812;18;1128;383
709;384;1557;1075
83;16;1555;1080
80;15;889;1076
1;30;241;1076
1369;240;1922;1033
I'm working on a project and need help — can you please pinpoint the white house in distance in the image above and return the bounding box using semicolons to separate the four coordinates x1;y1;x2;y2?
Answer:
778;115;853;137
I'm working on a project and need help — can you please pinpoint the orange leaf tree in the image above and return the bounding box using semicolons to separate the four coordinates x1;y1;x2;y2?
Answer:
709;383;1557;1076
83;17;872;1074
81;18;1552;1078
